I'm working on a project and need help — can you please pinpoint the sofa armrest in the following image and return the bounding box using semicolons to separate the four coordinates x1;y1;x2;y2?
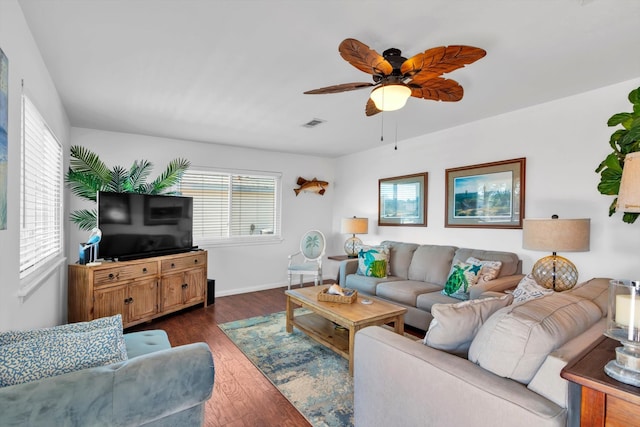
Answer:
338;258;359;285
469;274;524;299
0;342;214;427
354;326;566;427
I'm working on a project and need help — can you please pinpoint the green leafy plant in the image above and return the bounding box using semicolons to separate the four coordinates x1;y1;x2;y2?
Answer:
65;145;191;230
595;86;640;224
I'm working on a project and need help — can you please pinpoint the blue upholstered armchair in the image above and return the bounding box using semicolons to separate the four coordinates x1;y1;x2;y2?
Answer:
0;325;214;426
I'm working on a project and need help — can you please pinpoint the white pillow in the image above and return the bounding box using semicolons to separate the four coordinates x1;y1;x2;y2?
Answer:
466;257;503;285
512;274;553;304
424;294;513;354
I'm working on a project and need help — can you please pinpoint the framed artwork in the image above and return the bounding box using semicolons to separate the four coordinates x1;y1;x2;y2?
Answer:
378;172;428;226
445;158;525;229
0;48;7;230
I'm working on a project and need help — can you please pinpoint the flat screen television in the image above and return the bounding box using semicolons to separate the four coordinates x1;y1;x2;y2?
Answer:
97;191;195;261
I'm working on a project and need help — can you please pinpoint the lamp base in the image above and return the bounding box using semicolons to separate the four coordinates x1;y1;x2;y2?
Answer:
531;254;578;291
344;236;362;258
605;341;640;387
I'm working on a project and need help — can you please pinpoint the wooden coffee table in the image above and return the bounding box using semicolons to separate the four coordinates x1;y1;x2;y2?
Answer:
285;284;407;375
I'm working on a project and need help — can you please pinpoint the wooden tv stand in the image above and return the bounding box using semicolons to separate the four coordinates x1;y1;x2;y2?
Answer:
68;250;207;329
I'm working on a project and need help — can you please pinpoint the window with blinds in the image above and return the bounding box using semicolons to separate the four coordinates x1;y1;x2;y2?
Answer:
179;169;281;244
20;95;63;278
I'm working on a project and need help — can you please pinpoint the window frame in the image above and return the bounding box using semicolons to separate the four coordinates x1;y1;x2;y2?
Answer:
179;167;283;247
19;94;65;294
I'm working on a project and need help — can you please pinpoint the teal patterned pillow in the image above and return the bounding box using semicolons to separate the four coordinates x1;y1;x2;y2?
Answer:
442;260;482;300
0;325;127;387
357;245;389;278
0;315;126;361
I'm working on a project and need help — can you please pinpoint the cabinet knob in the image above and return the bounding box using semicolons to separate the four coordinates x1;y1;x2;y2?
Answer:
182;283;188;289
109;273;119;280
142;268;147;273
171;263;175;268
194;259;198;264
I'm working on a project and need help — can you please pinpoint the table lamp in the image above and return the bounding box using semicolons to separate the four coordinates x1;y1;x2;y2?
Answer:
605;279;640;386
522;215;590;291
341;216;368;257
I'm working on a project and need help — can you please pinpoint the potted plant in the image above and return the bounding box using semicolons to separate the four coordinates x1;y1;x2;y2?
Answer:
65;145;190;230
595;86;640;224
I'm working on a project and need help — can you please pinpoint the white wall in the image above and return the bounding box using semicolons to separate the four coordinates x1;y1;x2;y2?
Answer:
0;0;70;331
68;128;335;296
331;78;640;284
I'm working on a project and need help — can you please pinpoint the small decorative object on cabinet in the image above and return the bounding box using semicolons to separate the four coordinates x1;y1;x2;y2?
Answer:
68;251;207;329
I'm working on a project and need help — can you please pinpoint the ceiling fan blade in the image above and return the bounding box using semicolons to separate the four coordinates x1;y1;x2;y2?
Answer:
409;77;464;102
304;82;375;95
365;98;381;116
401;45;486;81
339;38;394;76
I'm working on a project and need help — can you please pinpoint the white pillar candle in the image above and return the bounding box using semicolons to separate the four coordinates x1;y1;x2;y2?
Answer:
616;294;640;329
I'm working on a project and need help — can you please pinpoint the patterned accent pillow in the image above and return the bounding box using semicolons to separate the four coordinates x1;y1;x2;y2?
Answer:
0;325;128;387
512;274;554;304
357;245;389;278
0;315;127;361
442;260;483;300
466;257;503;285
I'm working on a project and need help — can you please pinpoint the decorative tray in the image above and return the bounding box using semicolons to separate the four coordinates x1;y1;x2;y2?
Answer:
317;287;358;304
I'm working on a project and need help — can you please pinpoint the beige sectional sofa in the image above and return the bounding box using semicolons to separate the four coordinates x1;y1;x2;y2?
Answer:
338;241;524;330
354;277;610;427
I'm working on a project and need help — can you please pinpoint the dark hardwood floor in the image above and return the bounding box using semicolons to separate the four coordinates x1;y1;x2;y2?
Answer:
128;282;424;426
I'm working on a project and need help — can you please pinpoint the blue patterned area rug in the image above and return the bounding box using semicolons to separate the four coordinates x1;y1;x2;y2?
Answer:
218;309;354;427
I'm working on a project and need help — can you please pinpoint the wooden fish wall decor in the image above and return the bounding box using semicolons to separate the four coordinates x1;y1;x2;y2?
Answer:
294;177;329;196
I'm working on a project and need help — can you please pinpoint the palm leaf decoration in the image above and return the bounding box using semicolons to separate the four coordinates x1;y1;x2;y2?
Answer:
65;145;191;230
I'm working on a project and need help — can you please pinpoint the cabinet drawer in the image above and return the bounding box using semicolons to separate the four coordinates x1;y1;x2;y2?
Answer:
161;253;206;272
94;262;158;286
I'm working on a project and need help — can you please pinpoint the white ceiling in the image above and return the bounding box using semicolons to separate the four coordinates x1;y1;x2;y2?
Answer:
17;0;640;158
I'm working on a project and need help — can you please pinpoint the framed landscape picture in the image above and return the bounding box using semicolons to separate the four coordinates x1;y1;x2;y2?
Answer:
445;158;525;229
0;48;7;230
379;172;428;226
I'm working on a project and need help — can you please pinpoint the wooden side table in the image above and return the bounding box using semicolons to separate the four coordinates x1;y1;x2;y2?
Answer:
561;335;640;426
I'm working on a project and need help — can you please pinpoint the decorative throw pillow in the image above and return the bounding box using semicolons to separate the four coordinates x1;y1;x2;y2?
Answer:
466;257;503;285
0;325;128;387
357;245;389;278
512;274;554;304
424;294;513;354
442;260;482;300
0;315;127;361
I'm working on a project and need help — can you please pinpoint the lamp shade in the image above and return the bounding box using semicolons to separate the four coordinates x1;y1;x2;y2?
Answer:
341;217;368;235
370;84;411;111
617;151;640;213
522;218;590;252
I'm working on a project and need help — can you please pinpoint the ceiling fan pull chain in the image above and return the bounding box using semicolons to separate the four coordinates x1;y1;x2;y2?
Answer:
395;122;398;150
380;109;384;143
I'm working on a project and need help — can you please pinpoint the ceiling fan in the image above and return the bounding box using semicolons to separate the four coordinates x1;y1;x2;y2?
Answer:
304;38;486;116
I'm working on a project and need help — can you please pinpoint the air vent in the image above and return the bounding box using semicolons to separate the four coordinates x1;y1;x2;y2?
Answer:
302;118;326;128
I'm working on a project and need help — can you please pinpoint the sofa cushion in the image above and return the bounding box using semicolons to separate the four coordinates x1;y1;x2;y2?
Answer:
453;248;520;277
424;294;513;355
0;325;128;387
408;245;457;284
0;315;127;361
442;259;482;300
468;291;603;384
346;274;402;295
416;290;462;312
381;241;420;279
357;245;389;278
377;280;442;306
512;274;553;304
124;330;171;359
567;277;610;315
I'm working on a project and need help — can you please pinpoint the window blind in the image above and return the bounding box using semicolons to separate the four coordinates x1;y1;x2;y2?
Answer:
20;95;63;278
180;169;280;242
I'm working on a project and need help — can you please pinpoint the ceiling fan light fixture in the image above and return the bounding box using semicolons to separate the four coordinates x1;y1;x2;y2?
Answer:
370;84;411;111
